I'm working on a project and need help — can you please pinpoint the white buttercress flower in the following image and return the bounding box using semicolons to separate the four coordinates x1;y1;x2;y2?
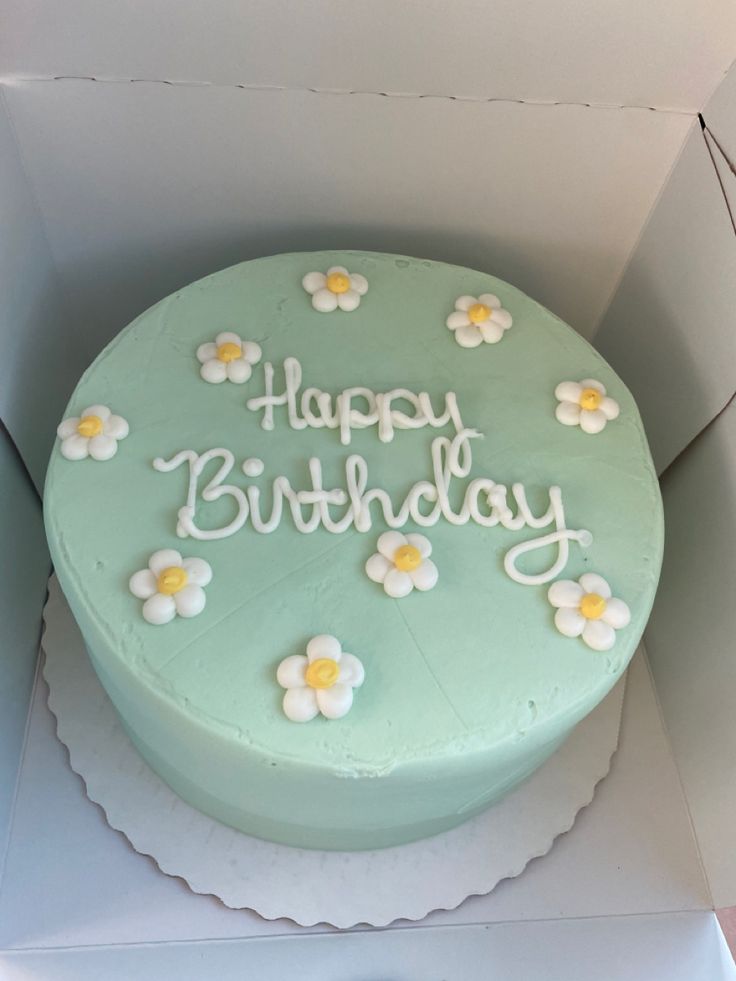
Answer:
196;331;262;384
365;531;439;598
129;549;213;625
446;294;512;348
548;573;631;651
302;266;369;312
57;405;129;461
277;634;365;722
555;379;620;434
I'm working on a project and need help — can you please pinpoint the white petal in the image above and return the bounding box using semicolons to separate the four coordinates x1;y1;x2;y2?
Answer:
277;655;308;689
548;579;584;609
81;404;111;421
181;557;213;587
196;342;218;364
327;265;349;275
306;634;342;663
242;457;264;477
454;295;477;312
60;434;89;460
200;359;228;383
477;293;501;309
103;415;129;439
580;378;606;395
579;409;608;434
479;321;505;344
241;341;262;365
142;593;177;625
601;597;631;629
215;331;242;347
489;307;512;329
405;533;432;558
555;401;582;426
311;288;339;313
455;324;484;348
377;530;408;560
148;549;183;575
349;273;369;295
410;558;438;591
226;359;253;383
317;684;354;720
301;271;326;294
578;573;612;599
554;381;583;403
554;607;586;637
365;552;391;584
173;583;206;618
283;687;319;722
582;619;617;652
88;434;118;461
129;569;157;599
383;568;413;598
600;396;620;421
336;289;361;312
57;417;80;439
446;311;471;330
338;653;365;688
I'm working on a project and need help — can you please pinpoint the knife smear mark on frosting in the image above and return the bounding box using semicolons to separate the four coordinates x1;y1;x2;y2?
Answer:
153;357;592;586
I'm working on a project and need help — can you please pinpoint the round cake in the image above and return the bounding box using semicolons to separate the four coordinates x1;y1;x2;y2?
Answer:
44;251;663;850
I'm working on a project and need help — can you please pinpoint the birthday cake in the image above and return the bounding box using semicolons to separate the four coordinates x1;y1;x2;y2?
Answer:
44;251;663;850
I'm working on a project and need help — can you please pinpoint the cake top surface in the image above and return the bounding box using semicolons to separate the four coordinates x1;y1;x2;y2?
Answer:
45;251;663;773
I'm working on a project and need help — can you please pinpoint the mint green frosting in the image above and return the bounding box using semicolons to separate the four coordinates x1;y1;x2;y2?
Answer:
44;252;663;849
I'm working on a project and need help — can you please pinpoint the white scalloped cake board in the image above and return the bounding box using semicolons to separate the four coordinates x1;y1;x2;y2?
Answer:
41;575;624;929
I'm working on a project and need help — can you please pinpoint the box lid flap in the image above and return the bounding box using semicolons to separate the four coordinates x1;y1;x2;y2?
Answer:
1;0;735;112
595;123;736;473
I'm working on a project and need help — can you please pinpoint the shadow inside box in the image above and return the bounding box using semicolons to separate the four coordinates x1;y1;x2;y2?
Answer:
54;222;615;373
1;272;84;489
595;231;735;476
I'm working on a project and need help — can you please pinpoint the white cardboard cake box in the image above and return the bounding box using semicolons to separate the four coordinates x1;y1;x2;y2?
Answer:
1;1;735;976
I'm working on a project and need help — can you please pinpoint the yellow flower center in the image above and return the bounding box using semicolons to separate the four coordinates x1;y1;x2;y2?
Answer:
467;302;491;325
580;592;607;620
157;566;188;595
579;387;603;411
77;414;104;438
305;658;340;689
325;272;351;294
216;342;242;363
394;544;422;572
